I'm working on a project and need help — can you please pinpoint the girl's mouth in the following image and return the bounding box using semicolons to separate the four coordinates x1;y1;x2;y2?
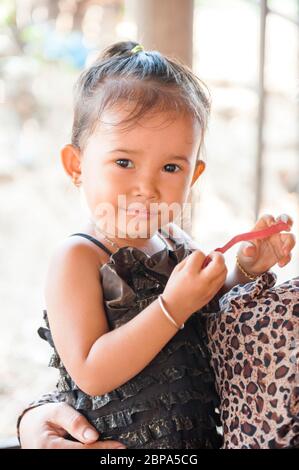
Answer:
120;207;159;219
126;210;152;219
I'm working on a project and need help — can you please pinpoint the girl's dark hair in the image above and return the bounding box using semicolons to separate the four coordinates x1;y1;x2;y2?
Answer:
71;40;211;159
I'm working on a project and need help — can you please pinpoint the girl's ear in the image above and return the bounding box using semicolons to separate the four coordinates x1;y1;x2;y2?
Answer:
60;144;81;185
191;160;205;186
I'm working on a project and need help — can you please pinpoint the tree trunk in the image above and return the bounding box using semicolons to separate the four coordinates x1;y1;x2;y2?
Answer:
126;0;194;67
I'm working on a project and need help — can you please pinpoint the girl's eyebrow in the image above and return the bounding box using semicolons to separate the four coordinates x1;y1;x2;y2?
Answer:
108;148;139;155
107;148;190;163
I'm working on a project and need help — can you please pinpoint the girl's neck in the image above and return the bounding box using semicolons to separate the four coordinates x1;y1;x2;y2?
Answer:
80;218;164;254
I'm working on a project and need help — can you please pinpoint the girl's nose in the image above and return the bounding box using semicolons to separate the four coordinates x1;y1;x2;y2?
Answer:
133;176;159;200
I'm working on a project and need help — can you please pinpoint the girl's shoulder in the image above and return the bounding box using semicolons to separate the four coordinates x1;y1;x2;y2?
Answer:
52;234;107;269
44;236;106;323
44;236;106;300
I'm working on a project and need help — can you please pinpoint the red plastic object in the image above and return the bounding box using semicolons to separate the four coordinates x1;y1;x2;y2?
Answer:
202;221;290;269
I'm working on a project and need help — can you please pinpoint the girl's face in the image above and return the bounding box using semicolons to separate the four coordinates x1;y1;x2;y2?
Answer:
62;104;205;241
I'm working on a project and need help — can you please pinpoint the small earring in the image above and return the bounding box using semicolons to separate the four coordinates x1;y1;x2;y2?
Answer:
71;173;81;187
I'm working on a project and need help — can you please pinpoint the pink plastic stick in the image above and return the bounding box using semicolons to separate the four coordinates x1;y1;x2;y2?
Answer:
202;221;289;269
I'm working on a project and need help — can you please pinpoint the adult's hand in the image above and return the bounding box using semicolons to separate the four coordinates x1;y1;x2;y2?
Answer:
19;402;126;449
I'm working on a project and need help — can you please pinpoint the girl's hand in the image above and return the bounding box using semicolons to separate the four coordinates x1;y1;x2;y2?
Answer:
162;249;228;321
237;214;296;276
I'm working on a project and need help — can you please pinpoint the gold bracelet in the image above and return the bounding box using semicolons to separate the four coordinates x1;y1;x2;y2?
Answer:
158;295;184;331
236;255;260;281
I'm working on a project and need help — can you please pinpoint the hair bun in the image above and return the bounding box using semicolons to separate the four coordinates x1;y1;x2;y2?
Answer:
100;41;140;60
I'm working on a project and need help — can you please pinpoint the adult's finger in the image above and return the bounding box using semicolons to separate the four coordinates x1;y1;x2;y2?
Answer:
280;233;296;254
50;403;100;444
275;213;293;229
256;214;276;228
278;253;292;268
240;241;257;258
48;403;126;448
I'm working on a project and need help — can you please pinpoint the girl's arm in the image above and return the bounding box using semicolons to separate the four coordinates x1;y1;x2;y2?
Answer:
45;239;191;397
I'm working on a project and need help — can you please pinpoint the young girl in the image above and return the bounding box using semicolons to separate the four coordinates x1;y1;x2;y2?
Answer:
33;41;295;449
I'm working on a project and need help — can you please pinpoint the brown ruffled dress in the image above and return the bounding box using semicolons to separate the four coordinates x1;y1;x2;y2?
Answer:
38;228;222;449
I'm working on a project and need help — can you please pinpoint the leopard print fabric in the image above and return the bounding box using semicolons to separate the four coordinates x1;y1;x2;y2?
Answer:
205;272;299;449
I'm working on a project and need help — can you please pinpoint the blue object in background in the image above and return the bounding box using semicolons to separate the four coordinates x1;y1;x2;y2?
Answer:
43;29;90;69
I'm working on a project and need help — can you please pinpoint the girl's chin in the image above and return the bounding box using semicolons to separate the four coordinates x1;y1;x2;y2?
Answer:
125;210;160;220
118;221;160;239
123;211;160;226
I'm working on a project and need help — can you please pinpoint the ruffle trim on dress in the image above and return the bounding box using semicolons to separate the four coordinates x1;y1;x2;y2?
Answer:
94;410;220;448
60;361;218;411
101;241;188;272
69;389;219;433
100;242;191;308
116;414;222;448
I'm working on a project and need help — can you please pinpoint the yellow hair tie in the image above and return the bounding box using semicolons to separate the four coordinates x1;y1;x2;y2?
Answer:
131;44;145;54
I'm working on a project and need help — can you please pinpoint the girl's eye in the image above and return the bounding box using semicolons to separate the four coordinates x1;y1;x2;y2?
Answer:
164;164;181;173
115;159;134;169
